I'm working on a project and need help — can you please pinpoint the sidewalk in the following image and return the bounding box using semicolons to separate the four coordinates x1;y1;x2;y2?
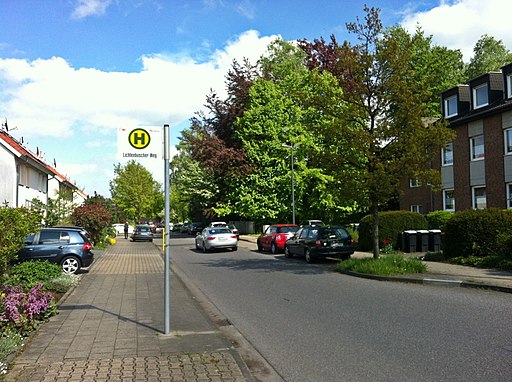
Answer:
5;238;253;381
239;235;512;293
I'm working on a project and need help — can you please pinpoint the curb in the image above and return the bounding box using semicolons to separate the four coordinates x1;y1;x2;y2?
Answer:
338;270;512;294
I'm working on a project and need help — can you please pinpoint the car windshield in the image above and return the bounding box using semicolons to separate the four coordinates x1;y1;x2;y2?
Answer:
277;226;299;233
318;228;349;240
210;228;231;234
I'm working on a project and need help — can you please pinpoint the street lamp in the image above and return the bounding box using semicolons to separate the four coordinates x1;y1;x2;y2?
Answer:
282;143;296;224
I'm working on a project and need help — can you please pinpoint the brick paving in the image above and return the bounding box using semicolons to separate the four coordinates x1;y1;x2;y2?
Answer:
4;239;251;381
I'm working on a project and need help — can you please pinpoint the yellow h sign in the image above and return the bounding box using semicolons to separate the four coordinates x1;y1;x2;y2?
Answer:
128;128;151;149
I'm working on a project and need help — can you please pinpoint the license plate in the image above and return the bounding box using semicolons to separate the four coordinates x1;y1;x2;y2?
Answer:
218;237;227;241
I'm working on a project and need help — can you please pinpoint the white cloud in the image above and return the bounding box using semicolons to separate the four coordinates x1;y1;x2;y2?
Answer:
401;0;512;62
0;30;278;196
71;0;113;19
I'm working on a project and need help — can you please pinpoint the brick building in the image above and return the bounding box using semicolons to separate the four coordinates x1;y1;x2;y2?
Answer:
400;63;512;213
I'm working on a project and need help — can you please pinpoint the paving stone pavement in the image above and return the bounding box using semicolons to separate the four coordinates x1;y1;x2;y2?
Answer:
4;238;252;381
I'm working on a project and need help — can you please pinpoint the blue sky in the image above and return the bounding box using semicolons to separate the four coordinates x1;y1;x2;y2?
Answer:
1;0;511;197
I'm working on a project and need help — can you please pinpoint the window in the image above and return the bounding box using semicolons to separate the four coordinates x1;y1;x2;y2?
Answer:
442;143;453;166
443;189;455;211
505;128;512;155
472;187;486;209
507;74;512;99
409;178;420;188
444;95;457;118
410;205;423;214
507;183;512;209
473;83;488;109
470;135;485;160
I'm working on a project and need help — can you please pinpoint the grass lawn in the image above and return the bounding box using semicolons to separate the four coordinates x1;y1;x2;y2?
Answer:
336;254;427;276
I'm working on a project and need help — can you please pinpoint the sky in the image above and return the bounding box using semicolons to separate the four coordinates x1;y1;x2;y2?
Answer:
1;0;511;197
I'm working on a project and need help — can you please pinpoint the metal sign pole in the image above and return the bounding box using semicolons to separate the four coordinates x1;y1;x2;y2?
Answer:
163;124;171;334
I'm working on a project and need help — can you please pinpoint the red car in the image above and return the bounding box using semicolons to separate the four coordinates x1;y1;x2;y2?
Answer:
257;224;299;254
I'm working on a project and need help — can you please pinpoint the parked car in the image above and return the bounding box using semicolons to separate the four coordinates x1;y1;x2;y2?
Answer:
195;227;238;252
257;224;299;254
210;221;228;227
112;223;134;235
188;222;206;235
17;227;94;274
300;220;325;227
180;223;190;234
228;224;240;239
173;223;183;232
284;225;355;263
131;225;153;242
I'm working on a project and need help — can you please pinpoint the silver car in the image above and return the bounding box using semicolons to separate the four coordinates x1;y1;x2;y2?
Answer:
195;227;238;252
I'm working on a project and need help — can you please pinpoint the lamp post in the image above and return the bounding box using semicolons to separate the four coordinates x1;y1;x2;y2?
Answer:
282;143;296;224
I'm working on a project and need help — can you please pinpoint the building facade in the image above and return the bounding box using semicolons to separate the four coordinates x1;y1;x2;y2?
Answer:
400;63;512;213
0;129;87;209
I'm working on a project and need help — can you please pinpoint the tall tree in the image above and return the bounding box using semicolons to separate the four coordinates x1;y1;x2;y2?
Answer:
464;34;512;81
109;161;163;223
310;6;455;258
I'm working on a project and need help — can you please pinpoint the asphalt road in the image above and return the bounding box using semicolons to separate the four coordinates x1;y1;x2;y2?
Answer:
167;234;512;382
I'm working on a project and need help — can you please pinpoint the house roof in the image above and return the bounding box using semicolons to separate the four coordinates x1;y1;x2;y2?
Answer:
0;130;87;197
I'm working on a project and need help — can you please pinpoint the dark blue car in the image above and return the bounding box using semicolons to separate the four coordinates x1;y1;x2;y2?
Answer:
17;227;94;274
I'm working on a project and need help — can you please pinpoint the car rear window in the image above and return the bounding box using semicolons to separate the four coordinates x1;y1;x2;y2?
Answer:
210;228;231;234
137;226;150;232
277;226;299;233
318;228;350;240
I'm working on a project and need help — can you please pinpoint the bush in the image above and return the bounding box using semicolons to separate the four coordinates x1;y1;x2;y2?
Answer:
336;254;427;275
426;210;453;231
71;203;111;245
443;208;512;259
3;261;62;291
358;211;428;251
0;206;42;276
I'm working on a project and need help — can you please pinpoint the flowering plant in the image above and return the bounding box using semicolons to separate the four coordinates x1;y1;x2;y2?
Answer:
0;284;56;335
381;238;394;255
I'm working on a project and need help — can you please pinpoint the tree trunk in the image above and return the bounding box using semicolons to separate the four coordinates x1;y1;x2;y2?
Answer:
371;204;380;259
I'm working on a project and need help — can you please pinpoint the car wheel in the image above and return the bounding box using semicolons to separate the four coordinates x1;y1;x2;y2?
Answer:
232;246;238;251
61;256;81;275
195;241;200;249
305;249;314;264
284;246;293;258
271;242;278;254
257;240;263;252
202;241;208;253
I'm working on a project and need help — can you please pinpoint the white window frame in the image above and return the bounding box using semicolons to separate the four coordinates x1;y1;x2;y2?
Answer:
444;95;458;118
470;135;485;161
442;143;453;166
409;178;420;188
505;128;512;155
507;183;512;209
507;74;512;99
472;186;486;210
443;189;455;211
473;83;488;109
410;205;423;214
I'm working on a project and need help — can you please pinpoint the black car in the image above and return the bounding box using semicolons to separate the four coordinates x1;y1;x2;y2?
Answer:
131;225;153;242
17;227;94;274
188;222;205;235
284;225;355;263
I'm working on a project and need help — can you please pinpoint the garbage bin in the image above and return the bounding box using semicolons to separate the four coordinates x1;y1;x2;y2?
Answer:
416;230;429;252
401;230;417;253
428;229;442;252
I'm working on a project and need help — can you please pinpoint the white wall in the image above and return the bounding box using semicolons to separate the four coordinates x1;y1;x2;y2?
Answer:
0;145;17;206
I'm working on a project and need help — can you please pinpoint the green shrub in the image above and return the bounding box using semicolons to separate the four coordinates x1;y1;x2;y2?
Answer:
3;261;62;291
336;254;427;275
44;274;80;294
358;211;428;251
443;208;512;259
426;210;453;231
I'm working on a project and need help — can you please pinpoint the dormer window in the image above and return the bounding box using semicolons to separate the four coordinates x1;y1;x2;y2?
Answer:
473;83;488;109
444;95;458;118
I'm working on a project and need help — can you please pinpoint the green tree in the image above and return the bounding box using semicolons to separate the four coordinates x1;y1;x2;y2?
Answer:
334;6;455;258
464;34;512;80
109;161;163;223
0;206;42;275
